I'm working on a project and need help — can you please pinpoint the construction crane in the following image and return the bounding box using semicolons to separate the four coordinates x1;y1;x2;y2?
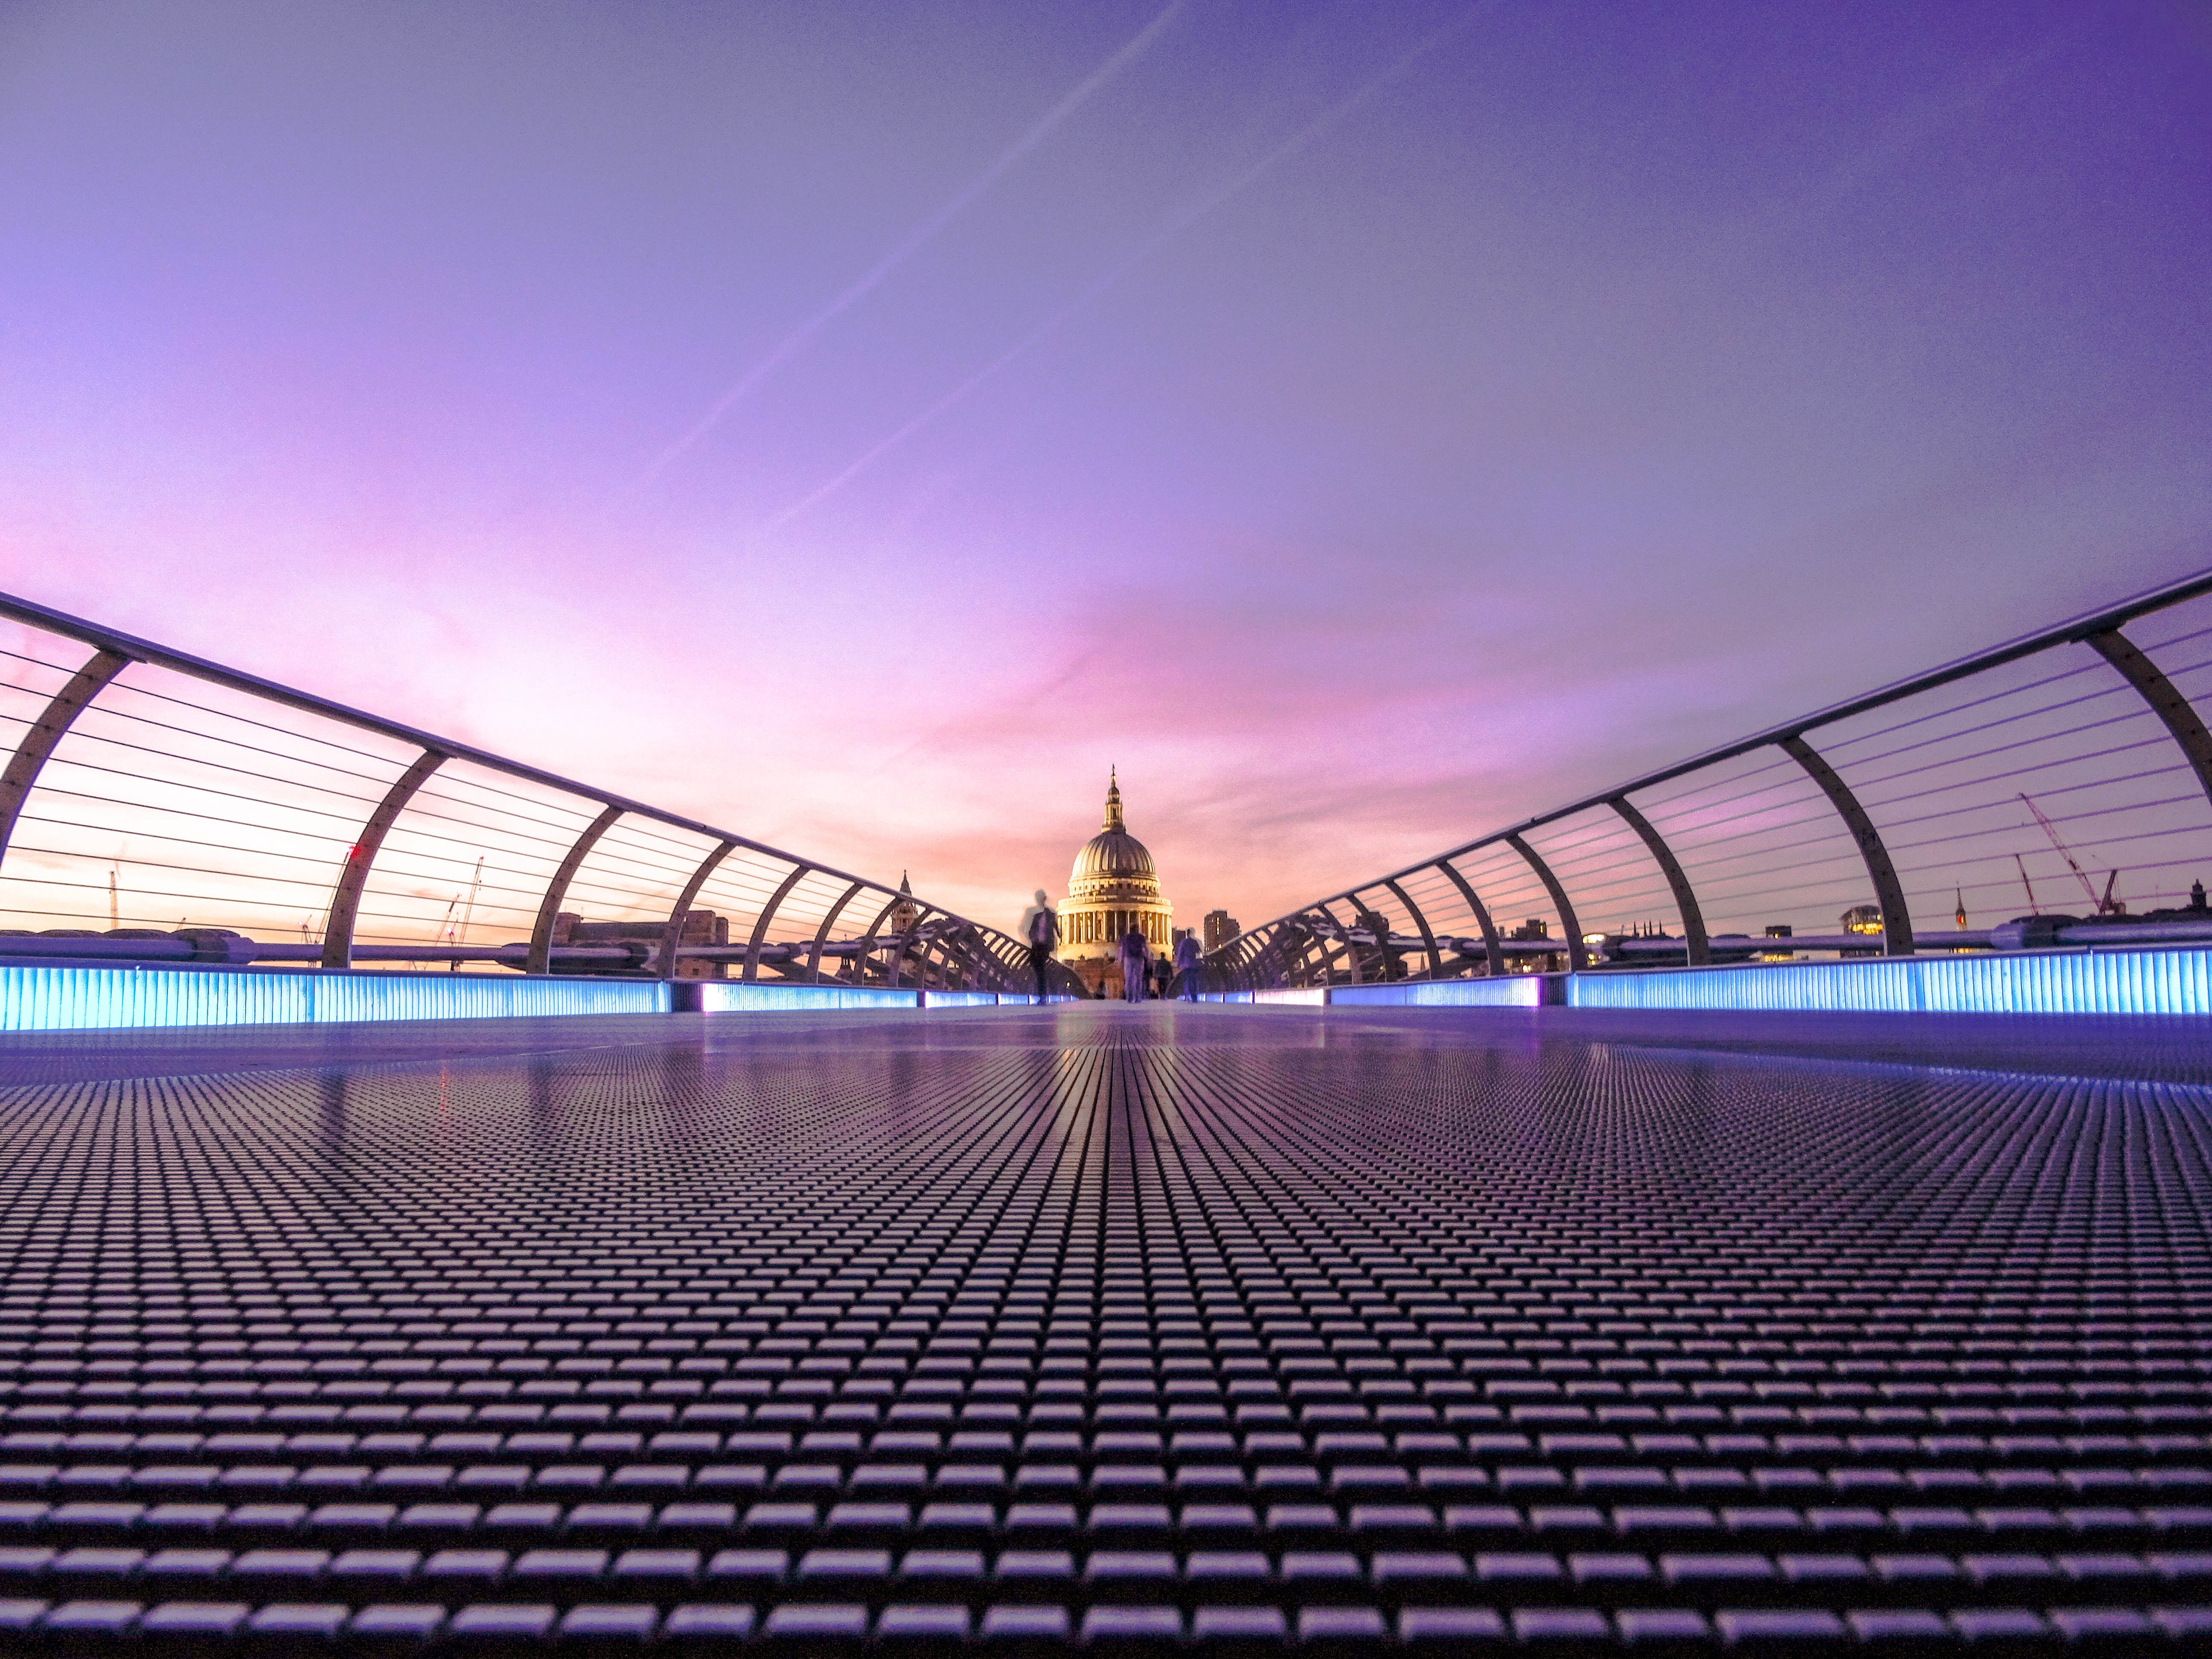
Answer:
2019;793;2126;916
453;857;485;947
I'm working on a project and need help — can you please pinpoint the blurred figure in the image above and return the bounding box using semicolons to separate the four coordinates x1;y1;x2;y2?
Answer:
1018;890;1058;1002
1119;924;1150;1003
1173;932;1201;1000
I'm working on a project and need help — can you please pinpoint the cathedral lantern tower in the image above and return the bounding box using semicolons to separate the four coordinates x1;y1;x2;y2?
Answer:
1057;769;1174;966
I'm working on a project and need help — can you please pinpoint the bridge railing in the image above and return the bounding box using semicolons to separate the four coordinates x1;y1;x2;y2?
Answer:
1209;567;2212;990
0;591;1072;996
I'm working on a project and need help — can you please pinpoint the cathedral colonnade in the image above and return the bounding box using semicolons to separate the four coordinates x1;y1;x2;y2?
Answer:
1054;771;1173;990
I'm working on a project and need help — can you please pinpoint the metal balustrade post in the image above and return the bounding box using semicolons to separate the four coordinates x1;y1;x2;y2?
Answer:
657;840;737;978
1505;833;1590;972
888;910;934;989
527;804;624;975
1300;911;1354;986
0;649;129;872
2086;628;2212;814
962;932;994;992
741;864;812;983
965;930;1009;992
1316;903;1368;984
1608;795;1710;966
908;927;947;990
1306;908;1342;984
1436;862;1507;977
849;898;911;987
848;893;905;986
807;882;867;984
941;928;985;991
1382;879;1444;980
1353;896;1406;981
934;929;977;991
323;750;445;971
1778;733;1914;956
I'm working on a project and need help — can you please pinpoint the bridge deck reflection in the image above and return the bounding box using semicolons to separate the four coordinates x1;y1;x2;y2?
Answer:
1;1004;2209;1648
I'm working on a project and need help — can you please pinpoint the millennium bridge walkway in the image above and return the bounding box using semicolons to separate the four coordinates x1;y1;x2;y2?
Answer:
0;1003;2209;1651
8;576;2212;1652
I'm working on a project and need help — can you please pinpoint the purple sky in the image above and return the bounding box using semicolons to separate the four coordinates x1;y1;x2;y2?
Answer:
3;0;2207;935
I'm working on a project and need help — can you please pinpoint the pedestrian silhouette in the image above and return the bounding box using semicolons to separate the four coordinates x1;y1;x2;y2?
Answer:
1018;890;1058;1002
1119;924;1150;1004
1173;931;1201;1000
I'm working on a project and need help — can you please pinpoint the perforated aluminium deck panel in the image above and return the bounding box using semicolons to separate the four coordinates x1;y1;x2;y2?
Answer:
0;1002;2208;1649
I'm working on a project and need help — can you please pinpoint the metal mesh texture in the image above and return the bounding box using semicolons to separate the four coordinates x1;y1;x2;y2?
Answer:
0;1004;2207;1646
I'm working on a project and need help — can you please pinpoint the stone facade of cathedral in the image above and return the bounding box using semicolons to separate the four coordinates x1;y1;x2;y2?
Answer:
1057;771;1173;997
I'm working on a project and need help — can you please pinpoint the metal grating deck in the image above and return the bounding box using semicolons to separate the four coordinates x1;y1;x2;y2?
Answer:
0;1003;2210;1650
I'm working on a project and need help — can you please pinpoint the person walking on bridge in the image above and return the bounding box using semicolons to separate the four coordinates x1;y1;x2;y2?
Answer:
1119;924;1151;1004
1173;931;1201;1000
1018;891;1058;1002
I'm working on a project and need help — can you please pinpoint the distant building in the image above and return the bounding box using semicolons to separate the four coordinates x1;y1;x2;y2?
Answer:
889;872;920;936
1202;910;1239;954
1057;771;1173;998
553;909;728;978
1508;916;1562;974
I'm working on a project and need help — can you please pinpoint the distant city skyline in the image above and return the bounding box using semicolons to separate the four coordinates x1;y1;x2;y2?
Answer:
2;1;2206;930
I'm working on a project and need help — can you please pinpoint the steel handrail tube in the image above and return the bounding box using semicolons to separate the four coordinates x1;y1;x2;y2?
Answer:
1211;564;2212;975
0;588;1030;965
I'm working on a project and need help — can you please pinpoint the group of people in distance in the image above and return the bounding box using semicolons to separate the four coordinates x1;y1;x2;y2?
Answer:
1019;890;1202;1003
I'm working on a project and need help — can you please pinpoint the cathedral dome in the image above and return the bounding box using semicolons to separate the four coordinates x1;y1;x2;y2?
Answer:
1057;771;1173;958
1068;771;1159;896
1073;828;1156;885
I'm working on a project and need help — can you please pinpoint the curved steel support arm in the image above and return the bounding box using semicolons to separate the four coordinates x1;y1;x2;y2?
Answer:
1778;733;1914;955
0;649;129;870
1312;903;1359;984
930;928;976;991
656;840;737;979
887;909;935;989
528;804;624;975
956;928;1003;992
324;750;445;970
1504;833;1589;972
1609;795;1710;966
742;863;812;982
806;881;867;983
1435;862;1507;976
2087;628;2212;812
928;928;972;992
1381;879;1444;980
850;893;906;985
1351;897;1405;981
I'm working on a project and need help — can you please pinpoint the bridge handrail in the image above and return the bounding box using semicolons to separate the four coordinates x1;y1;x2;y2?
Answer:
1211;563;2212;991
0;589;1074;996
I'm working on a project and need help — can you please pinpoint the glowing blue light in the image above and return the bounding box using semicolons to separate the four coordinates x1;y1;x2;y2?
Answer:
695;984;922;1012
1331;978;1545;1009
1565;948;2212;1016
0;964;667;1032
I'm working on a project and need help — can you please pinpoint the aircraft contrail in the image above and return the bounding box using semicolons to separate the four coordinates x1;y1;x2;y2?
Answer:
769;4;1491;528
646;1;1185;480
